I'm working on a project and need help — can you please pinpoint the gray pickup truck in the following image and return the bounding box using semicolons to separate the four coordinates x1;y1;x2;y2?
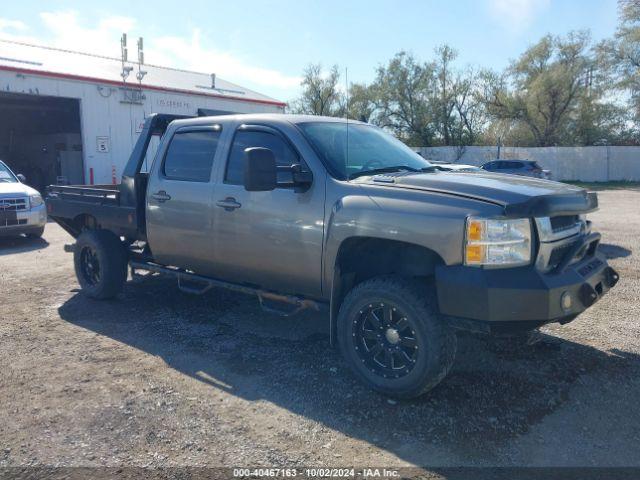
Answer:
46;113;619;398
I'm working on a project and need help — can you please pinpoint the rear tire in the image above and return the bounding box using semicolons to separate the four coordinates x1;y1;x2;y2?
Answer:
337;276;457;399
74;229;128;299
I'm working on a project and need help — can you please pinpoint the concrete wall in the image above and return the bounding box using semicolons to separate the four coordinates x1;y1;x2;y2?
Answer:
415;146;640;182
0;70;283;184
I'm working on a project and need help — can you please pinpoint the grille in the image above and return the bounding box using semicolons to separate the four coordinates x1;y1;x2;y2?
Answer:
548;241;578;270
0;197;27;227
0;197;28;212
0;218;27;227
550;215;580;233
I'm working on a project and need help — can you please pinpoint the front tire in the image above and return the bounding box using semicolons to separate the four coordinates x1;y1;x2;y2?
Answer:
337;276;457;399
74;229;128;299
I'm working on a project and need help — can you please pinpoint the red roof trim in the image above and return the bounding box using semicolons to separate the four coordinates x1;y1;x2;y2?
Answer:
0;65;287;108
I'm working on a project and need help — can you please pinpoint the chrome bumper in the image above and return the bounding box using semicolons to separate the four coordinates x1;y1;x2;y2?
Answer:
0;203;47;236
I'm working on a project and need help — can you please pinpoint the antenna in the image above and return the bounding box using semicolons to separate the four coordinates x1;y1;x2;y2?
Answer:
120;33;131;82
121;33;128;61
136;37;147;84
345;67;349;168
137;37;144;64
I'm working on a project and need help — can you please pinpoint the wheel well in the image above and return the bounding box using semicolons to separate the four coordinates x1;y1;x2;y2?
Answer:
330;237;444;343
57;213;98;237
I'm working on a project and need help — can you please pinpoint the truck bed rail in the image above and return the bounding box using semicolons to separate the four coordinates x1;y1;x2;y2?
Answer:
47;184;120;205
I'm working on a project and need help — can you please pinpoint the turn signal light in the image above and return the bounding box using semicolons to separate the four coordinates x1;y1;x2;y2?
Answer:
465;245;484;263
467;220;483;241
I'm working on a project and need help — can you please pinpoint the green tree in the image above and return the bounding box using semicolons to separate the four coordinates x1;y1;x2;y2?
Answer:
599;0;640;125
433;45;458;145
484;32;594;146
372;51;437;146
288;64;345;116
346;82;378;123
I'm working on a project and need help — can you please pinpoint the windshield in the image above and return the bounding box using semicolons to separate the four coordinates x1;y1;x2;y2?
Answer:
0;162;18;183
298;122;432;180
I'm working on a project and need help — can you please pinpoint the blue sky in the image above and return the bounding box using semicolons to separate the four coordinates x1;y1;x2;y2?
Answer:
0;0;619;102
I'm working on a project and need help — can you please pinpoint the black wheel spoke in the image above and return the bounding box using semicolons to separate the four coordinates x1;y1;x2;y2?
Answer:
400;336;417;348
383;305;393;326
369;342;384;357
352;301;420;379
398;348;413;363
80;247;101;286
395;317;410;332
383;349;394;369
368;311;383;330
362;329;379;340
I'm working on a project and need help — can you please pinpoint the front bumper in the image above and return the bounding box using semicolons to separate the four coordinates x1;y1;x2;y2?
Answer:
436;248;618;333
0;203;47;237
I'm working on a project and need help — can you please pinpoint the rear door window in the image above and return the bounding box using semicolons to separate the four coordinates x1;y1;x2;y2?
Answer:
162;128;221;182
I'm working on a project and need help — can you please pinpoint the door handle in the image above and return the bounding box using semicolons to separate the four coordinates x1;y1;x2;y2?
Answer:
216;197;242;211
151;190;171;203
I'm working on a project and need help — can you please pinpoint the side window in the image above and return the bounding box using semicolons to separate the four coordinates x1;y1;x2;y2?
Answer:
225;130;299;185
162;129;221;182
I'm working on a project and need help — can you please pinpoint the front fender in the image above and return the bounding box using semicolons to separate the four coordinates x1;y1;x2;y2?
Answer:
322;191;502;292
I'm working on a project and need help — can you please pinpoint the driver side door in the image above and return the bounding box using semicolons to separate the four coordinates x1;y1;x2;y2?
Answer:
211;125;325;297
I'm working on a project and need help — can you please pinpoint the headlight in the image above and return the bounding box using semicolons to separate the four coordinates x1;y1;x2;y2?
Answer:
465;217;532;267
30;194;44;208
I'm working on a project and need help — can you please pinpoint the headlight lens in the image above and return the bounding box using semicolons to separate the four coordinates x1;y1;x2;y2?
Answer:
30;194;44;208
465;217;532;267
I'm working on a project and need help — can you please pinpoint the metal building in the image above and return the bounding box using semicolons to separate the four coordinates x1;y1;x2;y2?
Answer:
0;39;285;191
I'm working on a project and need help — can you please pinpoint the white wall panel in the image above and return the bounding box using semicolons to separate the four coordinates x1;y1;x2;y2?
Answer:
0;70;283;184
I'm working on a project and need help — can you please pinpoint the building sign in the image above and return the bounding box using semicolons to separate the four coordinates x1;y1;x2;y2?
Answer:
157;98;191;110
96;136;110;153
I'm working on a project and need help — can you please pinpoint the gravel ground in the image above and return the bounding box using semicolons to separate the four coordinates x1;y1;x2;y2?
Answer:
0;188;639;469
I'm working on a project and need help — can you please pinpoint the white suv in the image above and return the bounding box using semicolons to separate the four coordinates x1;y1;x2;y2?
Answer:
0;160;47;238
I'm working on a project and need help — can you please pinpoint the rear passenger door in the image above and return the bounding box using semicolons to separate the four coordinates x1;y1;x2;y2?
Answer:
146;125;222;274
211;125;325;297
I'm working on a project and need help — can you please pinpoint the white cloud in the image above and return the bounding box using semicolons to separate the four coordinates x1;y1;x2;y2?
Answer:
487;0;551;32
152;30;301;90
0;10;300;95
37;11;134;58
0;18;27;31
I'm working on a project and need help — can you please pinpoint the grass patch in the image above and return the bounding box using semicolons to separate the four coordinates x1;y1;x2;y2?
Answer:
563;181;640;191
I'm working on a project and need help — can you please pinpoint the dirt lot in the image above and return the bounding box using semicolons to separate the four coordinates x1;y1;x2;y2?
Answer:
1;188;639;469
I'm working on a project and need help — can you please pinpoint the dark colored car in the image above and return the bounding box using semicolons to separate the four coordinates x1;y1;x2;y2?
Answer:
482;159;551;179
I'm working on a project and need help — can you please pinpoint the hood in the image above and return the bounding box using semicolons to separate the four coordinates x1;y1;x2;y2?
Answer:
0;181;39;197
355;171;597;218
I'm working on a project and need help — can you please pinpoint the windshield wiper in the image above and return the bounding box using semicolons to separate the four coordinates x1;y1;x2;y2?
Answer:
348;165;420;180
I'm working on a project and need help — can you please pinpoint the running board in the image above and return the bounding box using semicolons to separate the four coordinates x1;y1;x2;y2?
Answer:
129;260;326;316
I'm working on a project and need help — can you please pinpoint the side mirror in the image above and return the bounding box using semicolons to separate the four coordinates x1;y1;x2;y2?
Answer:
17;174;26;183
243;147;277;192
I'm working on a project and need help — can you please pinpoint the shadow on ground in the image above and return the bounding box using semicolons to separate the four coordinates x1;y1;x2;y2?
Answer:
58;275;640;465
599;243;632;259
0;235;49;255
